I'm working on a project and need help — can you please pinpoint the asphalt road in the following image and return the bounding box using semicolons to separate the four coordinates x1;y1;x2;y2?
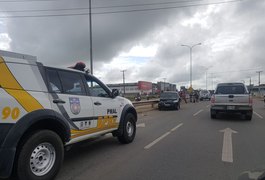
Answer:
55;98;265;180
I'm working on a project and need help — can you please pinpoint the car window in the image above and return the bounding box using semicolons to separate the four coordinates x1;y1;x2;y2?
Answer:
86;77;110;98
216;85;246;94
46;69;62;93
58;71;86;95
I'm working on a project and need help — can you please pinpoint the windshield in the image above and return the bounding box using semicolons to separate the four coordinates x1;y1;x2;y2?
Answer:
160;93;178;99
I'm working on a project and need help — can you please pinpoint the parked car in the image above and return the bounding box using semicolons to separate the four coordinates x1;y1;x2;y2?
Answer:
0;50;137;180
199;90;211;101
158;91;181;110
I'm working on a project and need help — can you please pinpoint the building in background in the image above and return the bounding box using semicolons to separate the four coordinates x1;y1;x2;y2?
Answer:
107;81;176;95
157;81;176;93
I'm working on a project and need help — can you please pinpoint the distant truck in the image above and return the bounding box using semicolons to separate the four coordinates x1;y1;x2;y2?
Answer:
210;83;253;120
199;90;211;101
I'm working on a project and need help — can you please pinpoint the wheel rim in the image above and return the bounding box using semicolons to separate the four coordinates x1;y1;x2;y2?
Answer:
126;121;134;137
30;142;56;176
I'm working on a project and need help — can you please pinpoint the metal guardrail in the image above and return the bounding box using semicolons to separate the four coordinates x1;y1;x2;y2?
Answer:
132;99;159;108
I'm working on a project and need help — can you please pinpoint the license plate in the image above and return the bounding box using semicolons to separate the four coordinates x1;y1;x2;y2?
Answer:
227;106;235;110
165;104;170;107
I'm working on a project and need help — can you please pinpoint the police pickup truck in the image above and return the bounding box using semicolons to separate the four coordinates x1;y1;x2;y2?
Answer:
210;82;253;120
0;50;137;180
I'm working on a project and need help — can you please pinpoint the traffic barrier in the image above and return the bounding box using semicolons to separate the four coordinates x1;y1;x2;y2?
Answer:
132;99;159;108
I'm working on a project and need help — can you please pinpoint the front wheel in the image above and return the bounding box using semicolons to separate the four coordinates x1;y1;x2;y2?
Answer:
211;110;217;119
117;113;136;144
16;130;64;180
175;102;180;110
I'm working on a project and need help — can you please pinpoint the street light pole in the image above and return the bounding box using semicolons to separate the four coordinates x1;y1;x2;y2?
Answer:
181;43;201;89
89;0;93;74
204;66;212;90
163;78;166;91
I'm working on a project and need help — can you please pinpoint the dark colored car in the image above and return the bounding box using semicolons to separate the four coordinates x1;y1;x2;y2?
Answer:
158;91;181;110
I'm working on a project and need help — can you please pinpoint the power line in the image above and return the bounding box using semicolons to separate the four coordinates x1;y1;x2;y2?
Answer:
209;68;263;75
0;0;57;2
93;0;243;15
0;0;243;18
0;0;213;13
0;7;89;13
93;0;204;9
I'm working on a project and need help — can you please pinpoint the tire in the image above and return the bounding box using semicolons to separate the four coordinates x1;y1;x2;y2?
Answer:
245;114;252;121
175;103;179;110
16;130;64;180
117;113;136;144
176;102;180;110
211;110;216;119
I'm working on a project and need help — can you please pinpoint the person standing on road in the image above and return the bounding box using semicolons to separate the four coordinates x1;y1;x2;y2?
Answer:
182;91;187;103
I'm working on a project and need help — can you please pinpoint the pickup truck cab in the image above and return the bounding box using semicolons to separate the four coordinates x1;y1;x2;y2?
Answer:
210;82;253;120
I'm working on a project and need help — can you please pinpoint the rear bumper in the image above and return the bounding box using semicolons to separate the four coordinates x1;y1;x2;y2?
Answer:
211;105;253;113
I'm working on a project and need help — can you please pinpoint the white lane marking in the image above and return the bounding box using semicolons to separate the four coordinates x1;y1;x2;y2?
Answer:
136;123;146;128
144;132;171;150
206;105;210;108
144;123;183;150
254;111;263;119
171;123;183;132
193;109;203;116
220;128;238;163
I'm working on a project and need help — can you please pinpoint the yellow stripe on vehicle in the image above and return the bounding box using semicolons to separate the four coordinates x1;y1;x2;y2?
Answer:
70;116;118;139
0;57;43;112
70;123;119;139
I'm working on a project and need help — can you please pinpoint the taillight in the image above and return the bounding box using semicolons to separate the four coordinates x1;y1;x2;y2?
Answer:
249;96;253;105
211;95;215;104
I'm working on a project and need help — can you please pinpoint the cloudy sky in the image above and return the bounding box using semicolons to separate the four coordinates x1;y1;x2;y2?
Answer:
0;0;264;90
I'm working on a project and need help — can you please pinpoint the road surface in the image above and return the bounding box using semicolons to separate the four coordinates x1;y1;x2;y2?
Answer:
56;99;265;180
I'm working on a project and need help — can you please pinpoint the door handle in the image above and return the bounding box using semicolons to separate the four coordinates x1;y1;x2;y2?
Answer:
53;99;66;104
94;102;101;106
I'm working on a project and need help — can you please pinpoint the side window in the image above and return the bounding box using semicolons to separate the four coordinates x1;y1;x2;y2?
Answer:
86;78;110;98
46;69;62;93
58;71;86;95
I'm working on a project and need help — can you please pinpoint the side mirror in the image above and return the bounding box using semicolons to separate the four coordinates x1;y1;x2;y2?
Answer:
111;89;119;98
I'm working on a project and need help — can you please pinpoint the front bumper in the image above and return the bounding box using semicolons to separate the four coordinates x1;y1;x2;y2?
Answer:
0;123;15;178
158;102;177;109
0;147;16;178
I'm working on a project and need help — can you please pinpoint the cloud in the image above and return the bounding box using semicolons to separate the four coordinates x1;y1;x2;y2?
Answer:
1;0;265;89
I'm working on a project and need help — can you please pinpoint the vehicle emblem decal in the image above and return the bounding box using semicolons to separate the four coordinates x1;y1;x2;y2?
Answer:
69;97;81;115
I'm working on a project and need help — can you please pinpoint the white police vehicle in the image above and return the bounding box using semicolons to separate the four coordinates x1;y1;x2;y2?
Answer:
0;50;137;180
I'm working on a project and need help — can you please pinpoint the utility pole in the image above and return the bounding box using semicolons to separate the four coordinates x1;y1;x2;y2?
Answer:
211;73;216;90
121;70;126;96
204;66;212;90
89;0;93;74
256;71;262;97
256;71;262;86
